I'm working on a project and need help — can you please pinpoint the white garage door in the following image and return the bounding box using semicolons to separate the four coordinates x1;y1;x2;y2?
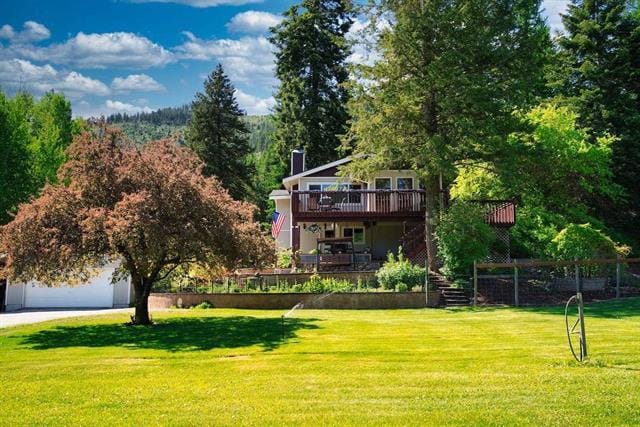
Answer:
23;268;115;308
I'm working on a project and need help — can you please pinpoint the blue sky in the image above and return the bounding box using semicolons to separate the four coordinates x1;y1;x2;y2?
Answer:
0;0;568;117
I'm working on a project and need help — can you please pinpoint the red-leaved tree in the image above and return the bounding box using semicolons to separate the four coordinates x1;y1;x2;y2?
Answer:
1;128;274;324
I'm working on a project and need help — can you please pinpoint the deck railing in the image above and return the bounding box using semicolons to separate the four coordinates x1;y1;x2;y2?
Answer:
291;190;427;218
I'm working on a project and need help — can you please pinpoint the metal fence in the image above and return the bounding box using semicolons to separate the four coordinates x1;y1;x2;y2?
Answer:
471;258;640;306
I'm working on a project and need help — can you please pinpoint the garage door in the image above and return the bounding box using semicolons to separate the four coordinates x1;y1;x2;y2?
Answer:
23;268;115;308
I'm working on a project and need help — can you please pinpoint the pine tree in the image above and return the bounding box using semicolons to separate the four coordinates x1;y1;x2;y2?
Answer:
270;0;354;170
555;0;640;240
343;0;550;269
186;64;251;200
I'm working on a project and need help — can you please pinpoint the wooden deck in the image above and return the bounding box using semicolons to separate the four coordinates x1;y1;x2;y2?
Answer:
291;190;427;220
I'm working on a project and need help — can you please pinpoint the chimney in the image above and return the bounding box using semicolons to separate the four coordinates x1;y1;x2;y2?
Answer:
291;149;305;175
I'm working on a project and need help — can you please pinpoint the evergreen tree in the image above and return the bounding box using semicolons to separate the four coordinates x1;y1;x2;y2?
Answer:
270;0;354;170
343;0;550;269
186;64;252;200
554;0;640;241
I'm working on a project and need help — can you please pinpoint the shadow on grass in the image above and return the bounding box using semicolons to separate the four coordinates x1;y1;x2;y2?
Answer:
443;297;640;319
19;316;319;352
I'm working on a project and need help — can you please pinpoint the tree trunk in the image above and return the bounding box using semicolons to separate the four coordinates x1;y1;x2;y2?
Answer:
424;178;440;272
132;276;152;325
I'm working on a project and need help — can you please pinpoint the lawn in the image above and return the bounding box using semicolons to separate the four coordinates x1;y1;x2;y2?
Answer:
1;299;639;426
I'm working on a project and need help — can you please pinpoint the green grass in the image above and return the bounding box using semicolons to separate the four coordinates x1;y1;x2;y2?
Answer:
1;299;639;426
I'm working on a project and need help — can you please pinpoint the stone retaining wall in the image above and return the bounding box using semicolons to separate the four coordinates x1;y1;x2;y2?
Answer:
149;291;440;310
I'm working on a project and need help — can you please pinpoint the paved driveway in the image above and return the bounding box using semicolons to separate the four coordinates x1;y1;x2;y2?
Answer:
0;308;131;329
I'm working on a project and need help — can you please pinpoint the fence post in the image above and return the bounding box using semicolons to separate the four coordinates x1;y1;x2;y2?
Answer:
473;260;478;307
514;259;519;307
616;256;621;299
425;266;429;307
575;261;580;293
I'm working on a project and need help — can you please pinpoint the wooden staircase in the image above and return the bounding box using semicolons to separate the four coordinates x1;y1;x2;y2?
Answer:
428;272;471;307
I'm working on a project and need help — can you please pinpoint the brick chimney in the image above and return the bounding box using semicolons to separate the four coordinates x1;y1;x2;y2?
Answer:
290;149;305;175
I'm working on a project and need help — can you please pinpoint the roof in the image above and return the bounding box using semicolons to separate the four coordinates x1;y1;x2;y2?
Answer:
269;189;289;200
282;156;352;186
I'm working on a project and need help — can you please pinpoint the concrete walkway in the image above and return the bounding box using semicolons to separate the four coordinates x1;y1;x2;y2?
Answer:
0;308;131;329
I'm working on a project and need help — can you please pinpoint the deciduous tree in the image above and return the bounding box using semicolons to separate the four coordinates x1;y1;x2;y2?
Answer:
1;127;274;324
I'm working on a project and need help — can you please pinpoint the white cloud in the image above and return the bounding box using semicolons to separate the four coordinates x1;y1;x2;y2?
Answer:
0;59;109;98
0;25;15;40
72;99;154;118
541;0;569;33
226;11;282;34
175;34;275;85
105;99;154;114
112;74;165;92
0;21;51;43
9;32;174;69
129;0;262;7
234;88;274;115
57;71;110;96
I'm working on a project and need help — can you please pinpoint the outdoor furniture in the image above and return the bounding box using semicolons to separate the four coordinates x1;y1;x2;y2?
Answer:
316;237;355;270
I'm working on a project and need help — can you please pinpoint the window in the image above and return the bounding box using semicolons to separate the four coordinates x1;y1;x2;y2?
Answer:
397;177;413;190
343;227;365;244
324;229;335;239
375;178;391;190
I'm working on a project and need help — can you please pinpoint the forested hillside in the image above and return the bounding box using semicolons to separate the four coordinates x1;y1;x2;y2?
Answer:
105;105;274;152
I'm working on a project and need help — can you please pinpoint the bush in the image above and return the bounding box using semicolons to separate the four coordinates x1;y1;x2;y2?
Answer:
276;249;293;268
436;201;495;277
376;250;425;290
296;275;355;293
191;301;214;309
549;223;629;260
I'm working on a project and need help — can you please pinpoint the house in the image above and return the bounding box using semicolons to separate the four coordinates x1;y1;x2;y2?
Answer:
270;150;516;270
2;263;132;312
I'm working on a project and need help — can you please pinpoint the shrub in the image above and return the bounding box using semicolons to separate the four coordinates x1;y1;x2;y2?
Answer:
436;201;495;277
549;223;629;261
296;275;355;293
276;249;293;268
191;301;214;309
376;250;425;290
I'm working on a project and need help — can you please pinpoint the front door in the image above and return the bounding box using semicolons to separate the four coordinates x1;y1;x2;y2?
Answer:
374;178;392;213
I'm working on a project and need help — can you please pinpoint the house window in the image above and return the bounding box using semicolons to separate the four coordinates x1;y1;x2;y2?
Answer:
397;177;413;190
343;227;365;244
325;229;335;239
375;178;391;190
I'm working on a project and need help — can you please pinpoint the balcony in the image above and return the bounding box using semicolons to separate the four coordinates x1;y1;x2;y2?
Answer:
291;190;427;220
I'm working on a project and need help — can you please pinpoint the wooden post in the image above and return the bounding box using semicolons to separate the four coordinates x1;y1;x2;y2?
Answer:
473;260;478;307
425;265;429;307
577;292;588;359
513;259;519;307
616;256;621;299
575;261;580;293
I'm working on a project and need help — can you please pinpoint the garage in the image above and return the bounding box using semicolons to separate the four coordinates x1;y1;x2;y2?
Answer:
4;265;131;311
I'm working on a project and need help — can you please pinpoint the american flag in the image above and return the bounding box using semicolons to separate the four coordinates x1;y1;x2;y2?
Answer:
271;211;286;238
